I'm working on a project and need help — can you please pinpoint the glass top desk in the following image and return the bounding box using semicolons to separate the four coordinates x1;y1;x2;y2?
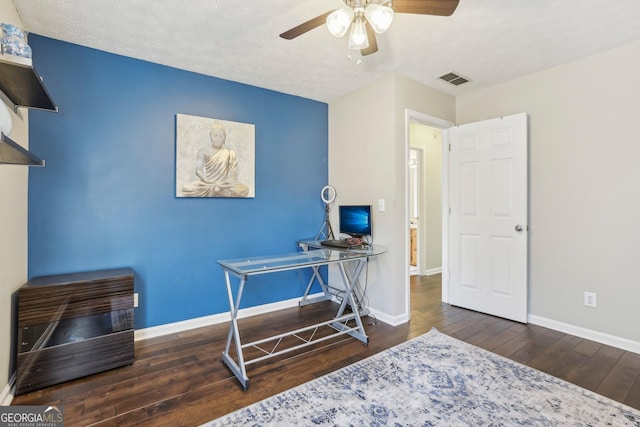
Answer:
217;242;385;389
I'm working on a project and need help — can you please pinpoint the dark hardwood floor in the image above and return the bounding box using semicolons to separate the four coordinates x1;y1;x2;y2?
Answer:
12;274;640;426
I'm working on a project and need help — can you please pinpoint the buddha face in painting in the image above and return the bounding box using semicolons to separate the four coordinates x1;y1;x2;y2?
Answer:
209;123;226;149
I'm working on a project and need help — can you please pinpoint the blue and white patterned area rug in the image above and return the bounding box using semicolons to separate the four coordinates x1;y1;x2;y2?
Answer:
204;328;640;426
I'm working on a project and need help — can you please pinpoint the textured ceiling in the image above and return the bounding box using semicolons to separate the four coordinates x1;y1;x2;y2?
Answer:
12;0;640;103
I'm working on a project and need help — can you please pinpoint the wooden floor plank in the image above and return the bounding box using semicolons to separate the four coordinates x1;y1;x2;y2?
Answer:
568;345;625;391
509;326;565;364
527;333;582;371
11;274;640;426
596;351;640;403
625;376;640;408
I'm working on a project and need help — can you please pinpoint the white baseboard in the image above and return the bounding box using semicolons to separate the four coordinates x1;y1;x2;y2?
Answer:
126;304;640;356
424;267;442;276
135;293;323;341
528;314;640;355
134;292;407;341
369;307;408;327
0;373;15;406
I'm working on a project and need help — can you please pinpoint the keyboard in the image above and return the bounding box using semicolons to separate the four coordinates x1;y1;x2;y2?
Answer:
320;239;352;249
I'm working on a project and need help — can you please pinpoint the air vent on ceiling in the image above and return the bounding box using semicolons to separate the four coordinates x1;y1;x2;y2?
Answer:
438;72;471;86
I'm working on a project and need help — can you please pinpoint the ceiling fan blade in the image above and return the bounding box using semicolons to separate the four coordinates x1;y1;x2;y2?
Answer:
361;23;378;56
391;0;459;16
279;10;335;40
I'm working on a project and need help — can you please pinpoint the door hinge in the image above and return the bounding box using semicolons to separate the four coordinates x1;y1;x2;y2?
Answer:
448;143;451;152
449;207;452;215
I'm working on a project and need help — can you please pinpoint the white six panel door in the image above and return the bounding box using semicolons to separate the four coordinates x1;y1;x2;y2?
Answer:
447;113;528;323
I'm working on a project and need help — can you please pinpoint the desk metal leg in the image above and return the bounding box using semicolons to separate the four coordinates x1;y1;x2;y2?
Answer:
221;271;250;389
299;264;332;306
220;253;372;389
298;242;332;306
331;258;369;344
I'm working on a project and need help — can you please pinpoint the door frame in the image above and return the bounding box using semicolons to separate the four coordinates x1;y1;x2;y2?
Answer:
404;109;454;315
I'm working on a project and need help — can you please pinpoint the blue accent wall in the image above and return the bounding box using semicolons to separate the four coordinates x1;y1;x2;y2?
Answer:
27;36;328;329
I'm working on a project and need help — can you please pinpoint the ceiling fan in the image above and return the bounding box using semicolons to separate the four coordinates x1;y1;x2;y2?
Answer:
279;0;459;56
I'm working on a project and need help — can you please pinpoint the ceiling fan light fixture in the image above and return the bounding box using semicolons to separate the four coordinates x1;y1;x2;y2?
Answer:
326;7;354;38
364;4;394;34
348;16;369;50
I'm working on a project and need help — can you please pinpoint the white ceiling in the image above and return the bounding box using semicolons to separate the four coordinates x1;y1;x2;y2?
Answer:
13;0;640;103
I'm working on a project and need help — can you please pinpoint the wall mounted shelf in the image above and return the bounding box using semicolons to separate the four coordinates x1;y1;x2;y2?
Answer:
0;132;44;166
0;50;57;166
0;51;56;112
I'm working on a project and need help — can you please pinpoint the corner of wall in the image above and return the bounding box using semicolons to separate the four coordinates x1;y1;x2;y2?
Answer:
0;374;15;405
0;0;30;394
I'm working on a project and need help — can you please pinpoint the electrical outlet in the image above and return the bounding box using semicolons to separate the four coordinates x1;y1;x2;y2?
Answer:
378;199;385;212
134;293;139;308
583;291;597;308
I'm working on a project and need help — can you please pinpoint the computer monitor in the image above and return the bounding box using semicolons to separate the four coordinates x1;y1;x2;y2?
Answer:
339;205;372;237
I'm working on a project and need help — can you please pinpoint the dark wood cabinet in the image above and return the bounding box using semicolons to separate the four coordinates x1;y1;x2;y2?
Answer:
16;268;135;395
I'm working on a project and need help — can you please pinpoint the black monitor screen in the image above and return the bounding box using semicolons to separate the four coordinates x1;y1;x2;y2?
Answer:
339;205;372;237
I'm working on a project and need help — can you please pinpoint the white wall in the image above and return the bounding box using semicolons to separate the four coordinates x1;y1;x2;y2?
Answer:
328;74;396;318
0;0;29;401
329;73;454;324
457;40;640;344
330;41;640;348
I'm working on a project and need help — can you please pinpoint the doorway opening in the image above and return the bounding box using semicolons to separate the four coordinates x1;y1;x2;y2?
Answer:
405;110;454;317
408;125;443;277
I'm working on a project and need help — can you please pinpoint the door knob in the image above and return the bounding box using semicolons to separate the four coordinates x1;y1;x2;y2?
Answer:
515;225;524;232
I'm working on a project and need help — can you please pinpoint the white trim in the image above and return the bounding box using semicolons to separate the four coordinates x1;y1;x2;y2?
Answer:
134;293;324;341
0;373;15;406
424;267;442;276
403;110;412;321
441;128;450;304
368;307;408;327
145;304;640;354
528;314;640;355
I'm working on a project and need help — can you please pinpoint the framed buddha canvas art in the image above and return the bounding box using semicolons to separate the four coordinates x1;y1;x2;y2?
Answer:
175;114;255;198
